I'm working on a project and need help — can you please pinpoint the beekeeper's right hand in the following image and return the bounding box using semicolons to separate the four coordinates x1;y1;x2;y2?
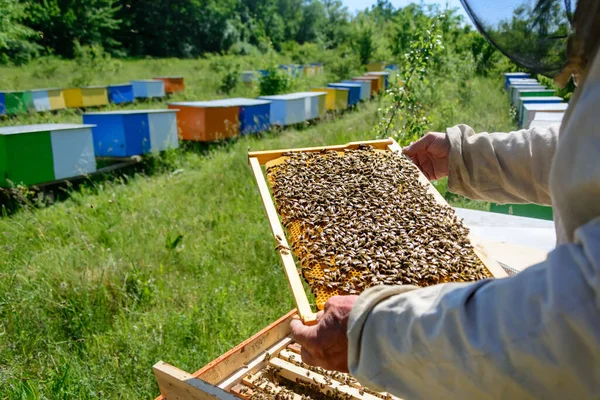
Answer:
403;132;450;181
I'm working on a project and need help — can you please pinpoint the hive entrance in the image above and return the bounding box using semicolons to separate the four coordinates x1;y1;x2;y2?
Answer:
266;146;490;310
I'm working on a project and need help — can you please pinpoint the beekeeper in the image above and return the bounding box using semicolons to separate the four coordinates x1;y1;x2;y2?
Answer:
291;0;600;398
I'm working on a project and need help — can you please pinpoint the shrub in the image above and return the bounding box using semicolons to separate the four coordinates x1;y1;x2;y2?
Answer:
258;66;291;96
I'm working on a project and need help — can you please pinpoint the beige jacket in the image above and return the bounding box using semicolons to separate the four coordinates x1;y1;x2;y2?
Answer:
347;51;600;398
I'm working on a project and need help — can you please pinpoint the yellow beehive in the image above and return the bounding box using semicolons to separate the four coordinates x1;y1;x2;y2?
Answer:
82;86;109;107
303;66;316;77
311;88;348;111
63;88;84;108
47;89;66;110
367;62;386;72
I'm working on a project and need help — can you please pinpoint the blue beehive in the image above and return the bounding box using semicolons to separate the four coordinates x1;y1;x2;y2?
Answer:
108;84;134;104
258;93;307;126
517;96;563;123
328;83;361;107
131;80;165;99
343;80;371;101
83;109;179;157
366;72;390;90
212;98;271;135
0;92;5;115
503;72;530;89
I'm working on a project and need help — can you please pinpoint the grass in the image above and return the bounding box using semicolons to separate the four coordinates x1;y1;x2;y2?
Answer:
0;57;516;398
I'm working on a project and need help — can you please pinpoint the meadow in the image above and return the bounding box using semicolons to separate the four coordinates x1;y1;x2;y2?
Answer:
0;56;516;398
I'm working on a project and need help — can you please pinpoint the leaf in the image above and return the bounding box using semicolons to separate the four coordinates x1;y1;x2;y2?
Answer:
166;234;184;250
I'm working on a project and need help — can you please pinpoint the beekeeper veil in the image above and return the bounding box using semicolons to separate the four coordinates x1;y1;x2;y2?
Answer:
459;0;600;86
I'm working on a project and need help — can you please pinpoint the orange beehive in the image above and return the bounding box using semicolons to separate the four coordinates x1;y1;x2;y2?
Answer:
168;100;239;142
352;76;380;95
154;76;185;94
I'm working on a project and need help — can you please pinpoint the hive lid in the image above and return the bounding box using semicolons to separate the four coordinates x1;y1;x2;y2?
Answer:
223;98;271;106
329;82;362;87
519;96;563;102
365;71;390;76
523;103;569;111
533;112;565;121
259;93;318;100
108;83;133;87
153;76;184;79
515;88;554;93
83;109;177;115
352;76;379;80
30;88;61;92
293;91;327;97
131;79;162;83
529;120;562;129
82;85;107;89
167;99;242;108
504;72;530;76
0;90;28;93
0;123;95;135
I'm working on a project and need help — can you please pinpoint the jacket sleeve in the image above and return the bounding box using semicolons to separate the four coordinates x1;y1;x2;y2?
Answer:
346;217;600;400
446;124;559;205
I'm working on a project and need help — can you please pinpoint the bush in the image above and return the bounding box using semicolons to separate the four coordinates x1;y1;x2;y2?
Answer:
68;43;122;87
209;56;241;95
258;66;291;96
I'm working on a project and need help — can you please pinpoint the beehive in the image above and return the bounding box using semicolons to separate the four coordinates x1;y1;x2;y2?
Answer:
83;109;179;157
521;103;569;128
131;80;166;99
154;310;404;400
503;72;530;89
327;83;361;106
512;89;555;105
107;84;134;104
311;88;348;111
31;89;51;112
294;92;327;120
154;76;185;94
241;71;257;84
225;98;271;135
0;90;34;115
517;96;563;122
342;80;371;101
168;100;239;142
367;62;386;72
258;94;308;126
365;72;390;90
528;111;564;129
47;89;66;110
0;124;96;187
509;84;546;104
248;139;506;322
303;65;316;77
352;76;380;94
81;86;109;107
63;88;85;108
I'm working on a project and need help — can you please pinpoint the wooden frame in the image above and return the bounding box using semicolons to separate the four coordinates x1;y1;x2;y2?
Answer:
248;138;507;324
154;310;403;400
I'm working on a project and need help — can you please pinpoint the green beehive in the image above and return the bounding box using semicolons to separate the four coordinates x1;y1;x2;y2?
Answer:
0;124;97;187
490;203;553;221
1;91;35;115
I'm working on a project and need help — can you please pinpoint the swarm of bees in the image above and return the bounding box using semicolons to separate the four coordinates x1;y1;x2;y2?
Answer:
266;146;490;309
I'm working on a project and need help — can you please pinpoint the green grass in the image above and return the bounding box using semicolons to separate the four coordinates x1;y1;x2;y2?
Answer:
0;58;516;398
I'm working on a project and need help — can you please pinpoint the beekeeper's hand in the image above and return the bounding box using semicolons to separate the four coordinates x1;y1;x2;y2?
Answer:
403;132;450;180
290;295;358;372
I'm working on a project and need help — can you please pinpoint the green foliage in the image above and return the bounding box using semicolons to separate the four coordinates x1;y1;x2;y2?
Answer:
69;43;122;87
354;17;376;66
258;66;291;96
0;0;40;64
210;57;242;95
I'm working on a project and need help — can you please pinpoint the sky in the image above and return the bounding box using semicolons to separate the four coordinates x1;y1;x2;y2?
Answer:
342;0;471;21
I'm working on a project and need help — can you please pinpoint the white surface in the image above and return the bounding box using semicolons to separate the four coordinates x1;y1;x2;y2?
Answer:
0;124;95;135
50;127;97;179
534;112;565;121
31;90;51;112
454;207;556;253
148;112;179;152
259;93;313;100
529;120;562;129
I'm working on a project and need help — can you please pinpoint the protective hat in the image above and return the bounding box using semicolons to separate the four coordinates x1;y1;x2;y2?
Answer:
459;0;576;78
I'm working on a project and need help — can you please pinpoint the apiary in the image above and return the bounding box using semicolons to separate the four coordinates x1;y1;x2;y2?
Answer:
342;80;371;101
0;124;96;187
293;92;327;120
365;72;390;90
509;84;546;104
352;76;381;95
521;103;569;128
511;89;555;105
517;96;563;122
154;76;185;94
248;139;506;322
227;98;272;135
154;310;403;400
107;84;134;104
168;100;239;141
83;109;179;157
328;83;361;107
503;72;530;89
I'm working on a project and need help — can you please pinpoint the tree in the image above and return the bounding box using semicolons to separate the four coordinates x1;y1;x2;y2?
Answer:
0;0;39;64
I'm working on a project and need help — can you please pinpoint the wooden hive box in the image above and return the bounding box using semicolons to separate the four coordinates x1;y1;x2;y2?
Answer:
83;109;179;157
258;94;308;126
248;138;506;323
63;88;85;108
226;98;271;135
131;79;166;99
0;90;34;115
528;111;564;130
365;72;390;90
503;72;530;89
310;88;348;111
30;89;51;112
0;124;96;187
303;65;316;77
154;76;185;94
521;103;569;129
81;86;109;107
293;92;327;120
513;89;555;105
509;84;545;104
342;80;371;101
328;83;361;106
168;100;239;142
367;62;386;72
241;71;257;84
107;84;134;104
154;310;409;400
352;76;381;94
517;96;563;122
47;88;66;110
